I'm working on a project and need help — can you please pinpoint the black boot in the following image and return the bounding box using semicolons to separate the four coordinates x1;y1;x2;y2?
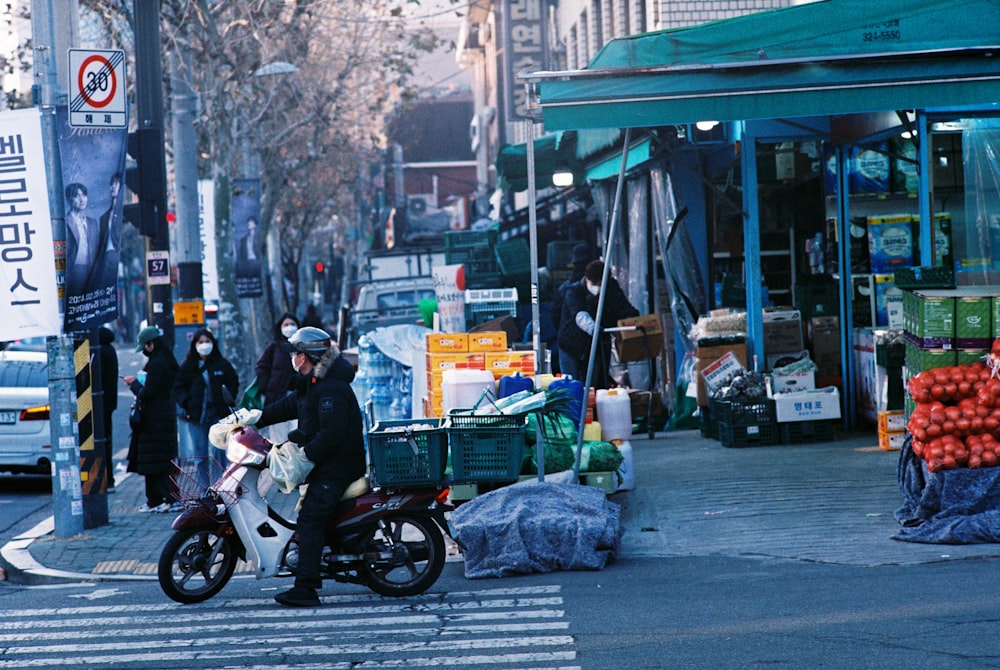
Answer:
275;586;320;607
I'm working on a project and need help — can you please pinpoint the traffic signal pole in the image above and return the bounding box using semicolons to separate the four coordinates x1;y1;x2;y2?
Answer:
129;0;173;345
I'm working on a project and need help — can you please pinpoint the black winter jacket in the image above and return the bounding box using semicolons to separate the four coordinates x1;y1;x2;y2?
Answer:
258;346;366;486
557;276;639;359
255;312;298;406
127;344;179;476
174;353;239;423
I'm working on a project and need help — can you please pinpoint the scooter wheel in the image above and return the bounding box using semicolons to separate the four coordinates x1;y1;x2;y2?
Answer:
158;525;239;604
361;515;446;597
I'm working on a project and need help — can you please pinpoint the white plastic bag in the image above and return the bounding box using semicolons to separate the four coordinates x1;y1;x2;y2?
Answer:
267;442;315;494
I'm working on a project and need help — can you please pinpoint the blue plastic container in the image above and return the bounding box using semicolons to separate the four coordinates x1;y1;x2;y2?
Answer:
549;376;584;423
498;372;534;399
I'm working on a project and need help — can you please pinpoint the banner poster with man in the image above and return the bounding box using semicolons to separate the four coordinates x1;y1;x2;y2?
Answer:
0;108;61;341
56;106;127;332
232;178;263;298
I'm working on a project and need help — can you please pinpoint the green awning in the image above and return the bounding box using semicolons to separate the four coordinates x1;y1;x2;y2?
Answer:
585;139;651;181
495;131;582;192
532;0;1000;130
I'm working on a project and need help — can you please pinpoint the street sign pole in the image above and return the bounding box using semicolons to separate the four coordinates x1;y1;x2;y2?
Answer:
31;0;85;537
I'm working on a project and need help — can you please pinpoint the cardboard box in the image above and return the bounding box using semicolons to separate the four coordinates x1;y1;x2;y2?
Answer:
695;342;748;406
874;274;904;328
773;386;842;422
852;274;876;328
762;310;804;357
878;409;905;434
868;214;913;273
426;332;468;353
467;331;508;352
614;314;664;363
766;349;810;371
770;370;816;394
879;430;906;451
484;351;536;376
426;352;486;373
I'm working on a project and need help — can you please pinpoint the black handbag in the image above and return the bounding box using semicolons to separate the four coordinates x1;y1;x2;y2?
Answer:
129;400;142;429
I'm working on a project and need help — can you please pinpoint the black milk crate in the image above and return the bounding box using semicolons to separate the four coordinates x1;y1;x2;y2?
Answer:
779;420;836;444
446;411;526;483
368;418;448;487
701;401;719;440
893;266;954;289
718;420;780;448
711;397;776;425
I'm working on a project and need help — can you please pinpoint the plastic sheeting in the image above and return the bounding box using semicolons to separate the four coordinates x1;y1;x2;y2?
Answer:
365;324;432;368
959;118;1000;282
895;437;1000;544
450;481;623;578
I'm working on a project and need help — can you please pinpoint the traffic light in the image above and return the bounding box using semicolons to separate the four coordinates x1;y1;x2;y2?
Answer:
314;261;325;276
123;127;167;236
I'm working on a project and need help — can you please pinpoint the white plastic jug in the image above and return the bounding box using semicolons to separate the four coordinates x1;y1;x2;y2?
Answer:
615;440;635;492
596;388;632;441
441;369;495;413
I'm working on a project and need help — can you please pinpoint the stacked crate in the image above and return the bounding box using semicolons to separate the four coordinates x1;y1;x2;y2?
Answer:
444;229;502;289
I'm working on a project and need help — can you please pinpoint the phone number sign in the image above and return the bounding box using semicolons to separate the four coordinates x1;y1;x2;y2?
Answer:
68;49;127;128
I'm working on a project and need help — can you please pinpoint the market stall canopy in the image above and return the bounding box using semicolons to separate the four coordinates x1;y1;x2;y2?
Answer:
530;0;1000;131
495;131;582;192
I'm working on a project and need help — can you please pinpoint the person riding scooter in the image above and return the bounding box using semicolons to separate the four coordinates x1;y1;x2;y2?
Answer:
254;326;366;607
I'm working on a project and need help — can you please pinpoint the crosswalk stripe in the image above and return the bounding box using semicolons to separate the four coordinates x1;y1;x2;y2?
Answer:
1;585;576;669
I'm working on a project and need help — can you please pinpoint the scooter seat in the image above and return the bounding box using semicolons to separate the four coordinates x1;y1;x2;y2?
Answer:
340;476;370;501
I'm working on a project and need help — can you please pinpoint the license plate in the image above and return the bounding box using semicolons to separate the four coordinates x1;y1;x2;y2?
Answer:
0;411;16;424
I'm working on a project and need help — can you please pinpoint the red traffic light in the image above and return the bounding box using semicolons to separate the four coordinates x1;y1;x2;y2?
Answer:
315;261;325;274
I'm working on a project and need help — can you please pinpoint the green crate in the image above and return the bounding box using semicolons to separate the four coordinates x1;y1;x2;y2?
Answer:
546;241;579;272
445;229;497;251
368;418;447;487
446;411;526;483
893;266;954;289
495;238;532;278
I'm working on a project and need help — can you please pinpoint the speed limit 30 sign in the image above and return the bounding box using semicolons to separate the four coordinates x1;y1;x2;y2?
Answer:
69;49;127;128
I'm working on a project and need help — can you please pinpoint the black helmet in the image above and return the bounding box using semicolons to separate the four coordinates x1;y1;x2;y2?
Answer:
288;327;331;360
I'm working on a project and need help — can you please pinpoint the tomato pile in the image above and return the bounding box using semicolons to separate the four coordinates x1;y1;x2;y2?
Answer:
907;358;1000;472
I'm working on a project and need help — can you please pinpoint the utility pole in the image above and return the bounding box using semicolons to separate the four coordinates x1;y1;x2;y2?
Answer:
129;0;173;345
31;0;85;537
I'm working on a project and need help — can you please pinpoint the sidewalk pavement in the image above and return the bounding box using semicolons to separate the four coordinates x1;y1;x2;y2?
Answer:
5;427;1000;584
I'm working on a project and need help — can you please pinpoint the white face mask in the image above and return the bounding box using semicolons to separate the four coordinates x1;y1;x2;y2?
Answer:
196;342;213;357
281;324;298;339
587;281;600;296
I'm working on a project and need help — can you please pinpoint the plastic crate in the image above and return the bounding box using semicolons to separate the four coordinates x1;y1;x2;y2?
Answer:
875;341;905;368
445;245;499;271
711;397;776;425
495;238;532;278
445;229;497;251
893;266;954;289
779;420;836;444
700;403;718;440
718;420;780;448
367;418;448;487
446;411;526;482
465;287;519;326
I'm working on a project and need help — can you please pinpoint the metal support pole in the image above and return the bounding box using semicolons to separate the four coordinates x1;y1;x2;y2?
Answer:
32;0;85;537
170;48;203;305
133;0;173;347
573;128;632;480
525;116;547;481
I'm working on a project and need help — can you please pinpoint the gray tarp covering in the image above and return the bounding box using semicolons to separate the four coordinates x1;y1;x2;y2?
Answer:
451;481;622;578
895;437;1000;543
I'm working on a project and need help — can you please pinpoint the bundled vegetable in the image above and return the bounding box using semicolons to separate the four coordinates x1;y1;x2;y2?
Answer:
906;343;1000;472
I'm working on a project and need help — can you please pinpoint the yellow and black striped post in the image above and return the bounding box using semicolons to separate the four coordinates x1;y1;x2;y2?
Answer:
75;336;108;528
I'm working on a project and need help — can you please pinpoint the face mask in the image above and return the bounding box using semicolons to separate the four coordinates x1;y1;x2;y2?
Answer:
196;342;213;357
281;324;298;339
292;355;306;374
587;281;600;296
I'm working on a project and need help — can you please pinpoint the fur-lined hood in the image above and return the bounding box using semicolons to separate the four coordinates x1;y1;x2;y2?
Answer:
312;343;354;383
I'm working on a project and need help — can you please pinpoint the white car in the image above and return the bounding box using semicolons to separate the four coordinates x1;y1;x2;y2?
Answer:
0;350;51;475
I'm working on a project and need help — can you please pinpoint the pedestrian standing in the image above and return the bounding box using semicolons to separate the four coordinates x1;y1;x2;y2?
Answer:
123;326;180;513
255;312;300;443
97;326;119;491
174;329;239;486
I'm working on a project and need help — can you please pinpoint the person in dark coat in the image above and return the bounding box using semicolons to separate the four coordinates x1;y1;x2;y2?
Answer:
256;327;366;608
255;312;300;443
557;260;639;388
97;327;119;491
301;304;325;331
174;328;239;486
123;326;180;513
552;243;595;374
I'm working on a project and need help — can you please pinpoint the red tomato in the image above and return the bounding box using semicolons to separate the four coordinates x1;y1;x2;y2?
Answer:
969;454;983;468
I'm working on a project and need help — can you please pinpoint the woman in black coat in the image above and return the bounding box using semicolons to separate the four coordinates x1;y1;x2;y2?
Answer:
255;312;299;442
123;326;180;513
174;328;239;485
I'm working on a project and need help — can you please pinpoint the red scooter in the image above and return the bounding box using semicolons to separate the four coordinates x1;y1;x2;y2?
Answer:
157;418;453;604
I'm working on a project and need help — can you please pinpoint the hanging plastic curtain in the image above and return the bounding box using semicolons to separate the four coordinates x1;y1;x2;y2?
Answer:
962;118;1000;285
